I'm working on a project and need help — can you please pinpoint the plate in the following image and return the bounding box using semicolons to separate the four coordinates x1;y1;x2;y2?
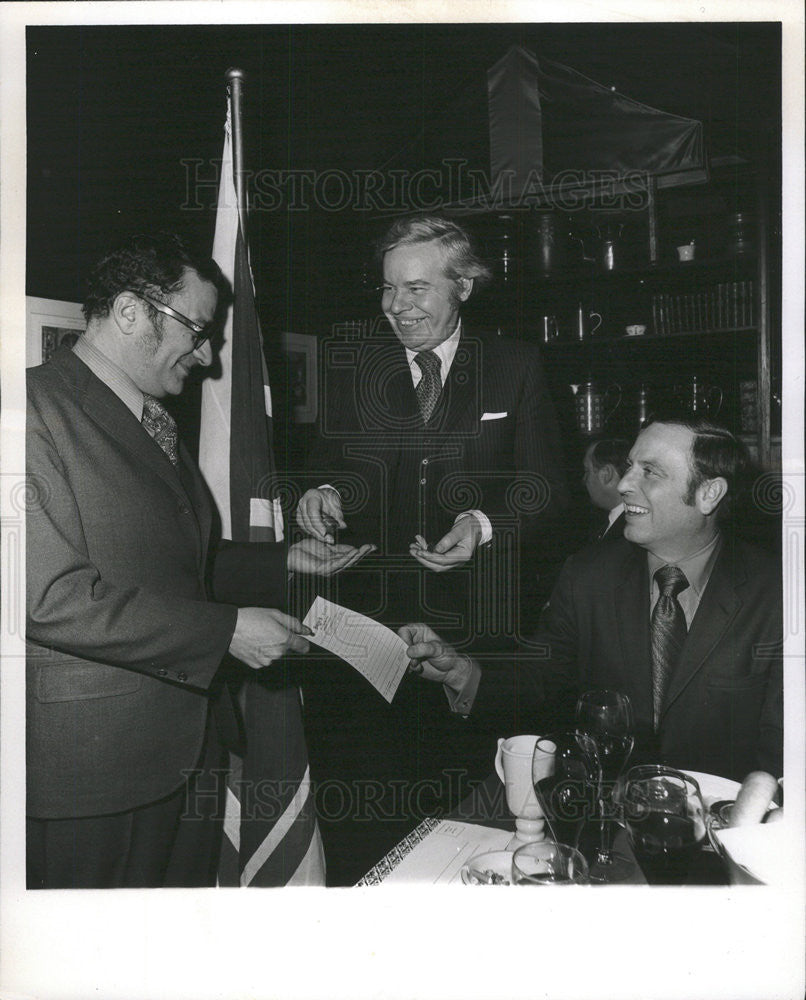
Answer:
460;850;515;885
683;770;741;807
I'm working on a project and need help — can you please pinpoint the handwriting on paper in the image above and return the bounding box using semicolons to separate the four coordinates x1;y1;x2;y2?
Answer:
303;596;410;703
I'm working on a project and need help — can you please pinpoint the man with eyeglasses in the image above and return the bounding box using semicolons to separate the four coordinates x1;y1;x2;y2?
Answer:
25;232;372;888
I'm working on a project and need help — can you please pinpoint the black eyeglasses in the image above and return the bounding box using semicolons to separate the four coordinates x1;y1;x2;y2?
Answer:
134;291;211;349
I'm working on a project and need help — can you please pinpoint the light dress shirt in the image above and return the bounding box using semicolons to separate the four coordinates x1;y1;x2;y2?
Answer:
602;502;625;536
72;336;146;418
647;531;723;628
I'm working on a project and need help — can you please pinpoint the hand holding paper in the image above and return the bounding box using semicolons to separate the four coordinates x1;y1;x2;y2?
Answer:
303;597;410;703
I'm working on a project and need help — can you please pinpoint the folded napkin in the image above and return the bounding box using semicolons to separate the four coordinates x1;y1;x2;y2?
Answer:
714;820;794;887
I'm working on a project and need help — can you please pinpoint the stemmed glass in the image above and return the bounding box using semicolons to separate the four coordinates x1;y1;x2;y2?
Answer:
575;689;635;882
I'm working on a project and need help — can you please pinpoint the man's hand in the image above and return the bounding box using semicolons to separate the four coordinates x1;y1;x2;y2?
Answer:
296;487;347;544
409;515;482;572
229;608;312;670
397;622;476;693
288;537;375;576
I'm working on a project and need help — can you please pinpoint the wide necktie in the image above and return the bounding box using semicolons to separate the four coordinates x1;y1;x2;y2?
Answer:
414;350;442;424
650;564;689;730
141;394;179;465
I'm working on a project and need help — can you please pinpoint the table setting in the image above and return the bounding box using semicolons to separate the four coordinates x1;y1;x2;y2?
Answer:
358;688;785;887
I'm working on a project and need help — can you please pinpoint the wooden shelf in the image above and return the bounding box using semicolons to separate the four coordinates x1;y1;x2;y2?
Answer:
526;255;758;287
542;326;757;349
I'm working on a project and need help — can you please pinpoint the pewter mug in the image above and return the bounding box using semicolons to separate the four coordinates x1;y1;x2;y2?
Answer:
673;376;723;416
570;381;622;436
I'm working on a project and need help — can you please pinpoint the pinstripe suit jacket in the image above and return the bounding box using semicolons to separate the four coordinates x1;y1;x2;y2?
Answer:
309;328;567;554
305;328;568;641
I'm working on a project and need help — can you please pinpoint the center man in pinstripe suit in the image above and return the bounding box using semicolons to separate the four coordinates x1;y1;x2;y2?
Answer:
296;215;568;882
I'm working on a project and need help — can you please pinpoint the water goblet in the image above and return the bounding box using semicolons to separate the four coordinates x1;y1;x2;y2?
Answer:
511;841;590;885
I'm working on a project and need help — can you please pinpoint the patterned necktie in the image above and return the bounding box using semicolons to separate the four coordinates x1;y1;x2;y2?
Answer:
650;565;689;730
414;350;442;424
141;394;179;465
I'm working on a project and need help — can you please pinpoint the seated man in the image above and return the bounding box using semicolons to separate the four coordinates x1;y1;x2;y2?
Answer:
401;413;783;782
582;437;630;540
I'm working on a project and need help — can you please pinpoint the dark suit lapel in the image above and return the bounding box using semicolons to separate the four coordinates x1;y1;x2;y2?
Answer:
603;511;626;540
430;334;480;432
613;546;654;723
359;340;420;430
56;348;193;505
661;543;741;719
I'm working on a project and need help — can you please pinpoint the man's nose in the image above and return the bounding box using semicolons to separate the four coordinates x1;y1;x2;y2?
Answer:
389;289;411;313
193;339;213;367
617;468;634;494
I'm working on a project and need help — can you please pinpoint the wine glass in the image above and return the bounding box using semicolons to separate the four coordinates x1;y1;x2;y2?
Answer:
532;731;593;851
623;766;707;885
575;689;635;882
511;841;590;886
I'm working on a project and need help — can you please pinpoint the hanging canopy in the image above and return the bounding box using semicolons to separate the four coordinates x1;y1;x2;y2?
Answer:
486;45;706;205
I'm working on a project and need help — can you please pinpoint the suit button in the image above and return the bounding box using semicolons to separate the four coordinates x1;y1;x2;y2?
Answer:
178;503;190;515
157;668;168;677
421;458;429;466
177;671;188;682
419;478;427;485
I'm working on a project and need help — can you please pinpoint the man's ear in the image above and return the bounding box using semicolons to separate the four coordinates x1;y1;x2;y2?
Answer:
111;291;140;335
456;277;473;302
697;476;728;515
599;464;616;486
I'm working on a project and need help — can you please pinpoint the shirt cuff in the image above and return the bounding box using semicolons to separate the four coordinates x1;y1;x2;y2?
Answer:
455;510;493;546
443;657;482;717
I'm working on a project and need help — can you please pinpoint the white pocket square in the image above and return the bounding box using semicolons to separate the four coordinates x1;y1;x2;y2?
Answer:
481;411;508;421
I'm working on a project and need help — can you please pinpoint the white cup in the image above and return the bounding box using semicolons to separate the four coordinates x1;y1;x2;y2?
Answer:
495;735;552;843
625;324;646;337
677;243;695;262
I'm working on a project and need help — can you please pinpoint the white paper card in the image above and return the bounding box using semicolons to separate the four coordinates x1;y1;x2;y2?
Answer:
380;821;513;884
303;596;410;703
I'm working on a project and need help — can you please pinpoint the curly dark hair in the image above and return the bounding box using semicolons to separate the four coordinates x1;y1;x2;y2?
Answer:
82;232;226;323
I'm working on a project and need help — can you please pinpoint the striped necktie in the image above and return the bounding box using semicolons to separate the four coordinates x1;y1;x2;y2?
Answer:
650;565;689;730
414;350;442;424
142;394;179;465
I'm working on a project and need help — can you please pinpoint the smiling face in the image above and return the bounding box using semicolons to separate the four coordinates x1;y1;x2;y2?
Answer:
381;240;472;351
618;422;720;561
131;268;216;397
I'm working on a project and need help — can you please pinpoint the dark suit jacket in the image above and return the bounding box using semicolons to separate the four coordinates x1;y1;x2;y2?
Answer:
26;347;288;818
311;328;566;547
505;536;783;782
600;509;625;540
306;328;568;640
298;328;569;862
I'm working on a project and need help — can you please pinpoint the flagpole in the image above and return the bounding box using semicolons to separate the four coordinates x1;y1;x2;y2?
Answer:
225;67;248;243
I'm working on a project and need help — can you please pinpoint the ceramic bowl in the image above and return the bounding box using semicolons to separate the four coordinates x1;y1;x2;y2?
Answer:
460;850;515;885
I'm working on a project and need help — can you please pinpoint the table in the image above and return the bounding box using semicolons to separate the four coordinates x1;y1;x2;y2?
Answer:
359;771;729;885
